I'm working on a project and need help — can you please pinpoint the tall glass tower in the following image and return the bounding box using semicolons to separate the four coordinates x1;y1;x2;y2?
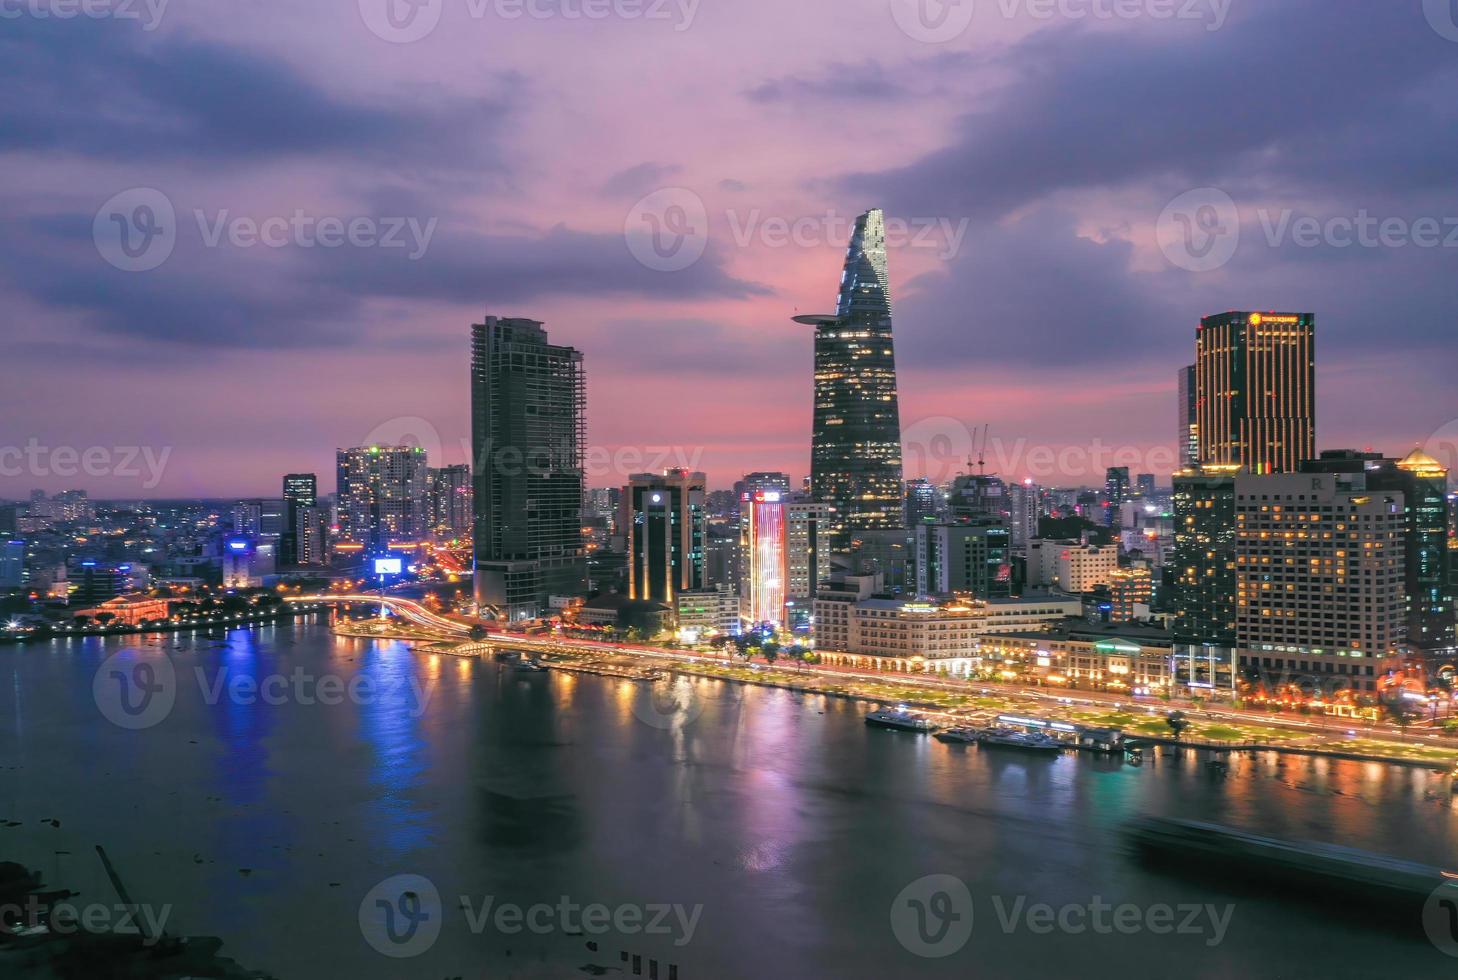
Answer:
794;208;903;548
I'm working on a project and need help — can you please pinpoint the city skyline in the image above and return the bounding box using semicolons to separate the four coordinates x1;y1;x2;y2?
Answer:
4;2;1457;497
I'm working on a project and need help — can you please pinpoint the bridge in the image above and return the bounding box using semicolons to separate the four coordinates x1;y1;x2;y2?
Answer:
285;594;475;637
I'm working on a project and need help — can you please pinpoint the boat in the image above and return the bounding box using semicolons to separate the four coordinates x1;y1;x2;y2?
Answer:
975;727;1064;753
865;707;937;733
1126;816;1456;909
934;727;980;744
513;658;549;673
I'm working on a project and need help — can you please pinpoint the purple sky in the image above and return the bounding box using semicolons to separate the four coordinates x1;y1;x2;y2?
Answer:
3;0;1457;498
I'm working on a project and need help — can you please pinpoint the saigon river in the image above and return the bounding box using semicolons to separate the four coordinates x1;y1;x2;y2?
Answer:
1;619;1455;978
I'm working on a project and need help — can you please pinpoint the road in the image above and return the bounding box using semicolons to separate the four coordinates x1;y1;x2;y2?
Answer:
286;595;1458;750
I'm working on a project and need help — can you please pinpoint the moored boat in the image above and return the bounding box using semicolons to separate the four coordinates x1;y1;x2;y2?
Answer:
865;706;937;733
975;727;1064;753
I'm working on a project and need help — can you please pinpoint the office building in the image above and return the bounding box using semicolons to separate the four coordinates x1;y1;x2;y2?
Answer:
734;472;792;499
1109;566;1153;621
786;497;834;606
741;490;788;628
1196;311;1315;474
0;539;25;589
1028;538;1119;594
624;469;707;605
230;501;263;537
905;478;942;527
1234;471;1405;692
675;584;741;637
947;472;1009;524
68;560;129;605
1136;474;1156;499
335;446;430;550
471;316;587;619
1171;465;1239;646
796;208;903;546
1178;363;1199;469
1007;479;1041;552
281;473;317;566
1302;449;1455;661
429;464;473;541
1104;467;1130;525
916;521;1013;600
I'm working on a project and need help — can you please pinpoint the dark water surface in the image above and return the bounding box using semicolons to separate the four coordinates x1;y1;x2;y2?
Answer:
2;620;1455;978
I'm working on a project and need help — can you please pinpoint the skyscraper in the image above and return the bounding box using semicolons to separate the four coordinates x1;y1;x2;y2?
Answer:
1104;466;1130;525
624;469;707;605
335;446;429;550
795;208;903;548
429;464;473;541
471;316;587;620
904;478;942;527
1171;465;1239;646
281;473;317;566
1196;312;1315;474
1178;363;1199;469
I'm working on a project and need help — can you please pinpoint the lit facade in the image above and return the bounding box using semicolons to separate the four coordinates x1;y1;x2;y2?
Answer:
625;469;707;605
741;491;787;628
1196;311;1315;475
797;208;903;547
1234;472;1406;692
1171;466;1239;645
335;446;430;550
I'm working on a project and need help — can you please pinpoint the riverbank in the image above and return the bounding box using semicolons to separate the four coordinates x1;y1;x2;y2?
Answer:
0;605;329;645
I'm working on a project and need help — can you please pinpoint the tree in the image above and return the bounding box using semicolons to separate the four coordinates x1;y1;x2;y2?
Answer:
762;642;779;668
94;613;116;628
1165;710;1190;741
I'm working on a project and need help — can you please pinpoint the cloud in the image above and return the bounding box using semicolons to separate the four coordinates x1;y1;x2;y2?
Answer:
600;163;684;198
0;18;511;170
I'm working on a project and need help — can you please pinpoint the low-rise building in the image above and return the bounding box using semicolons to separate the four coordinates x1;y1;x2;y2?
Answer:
676;585;741;637
74;593;171;627
976;620;1235;695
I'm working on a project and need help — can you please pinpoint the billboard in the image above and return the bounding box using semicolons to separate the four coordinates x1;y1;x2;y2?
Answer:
373;557;403;576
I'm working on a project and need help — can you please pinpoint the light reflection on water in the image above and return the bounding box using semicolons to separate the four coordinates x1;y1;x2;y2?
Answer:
0;620;1454;979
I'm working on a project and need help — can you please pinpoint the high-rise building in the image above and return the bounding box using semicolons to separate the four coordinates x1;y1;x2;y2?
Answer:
471;316;587;619
947;472;1009;524
1027;538;1119;594
294;505;328;567
1008;479;1041;552
1234;471;1405;693
1302;449;1455;661
916;521;1013;600
335;446;430;551
1171;465;1239;646
230;501;263;537
734;472;791;499
785;497;834;606
741;490;787;628
796;208;903;547
1104;467;1130;525
1109;566;1153;621
429;464;473;541
624;469;707;605
1135;474;1157;499
0;539;26;589
904;478;942;527
1196;311;1315;475
1178;363;1199;470
281;473;317;566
